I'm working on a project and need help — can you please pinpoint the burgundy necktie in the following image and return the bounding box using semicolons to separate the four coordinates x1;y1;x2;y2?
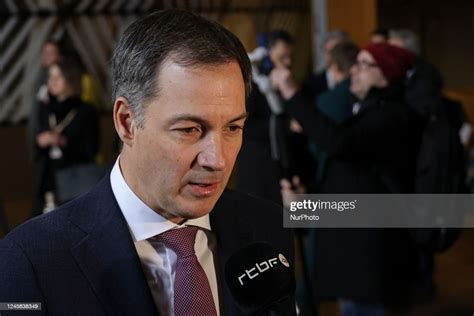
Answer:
155;226;218;316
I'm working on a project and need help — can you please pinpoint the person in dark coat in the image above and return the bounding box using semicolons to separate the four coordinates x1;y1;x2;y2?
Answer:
300;30;352;102
309;42;359;185
389;28;443;119
390;28;468;303
236;30;296;204
33;58;99;215
294;41;359;316
273;43;423;315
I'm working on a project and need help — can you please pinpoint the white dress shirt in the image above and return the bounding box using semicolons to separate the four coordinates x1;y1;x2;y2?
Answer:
110;158;221;315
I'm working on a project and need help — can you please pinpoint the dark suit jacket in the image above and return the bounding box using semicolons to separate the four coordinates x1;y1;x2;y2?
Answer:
0;176;295;316
300;70;329;102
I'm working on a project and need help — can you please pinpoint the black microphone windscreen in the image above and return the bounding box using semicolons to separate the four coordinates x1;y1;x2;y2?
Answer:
224;242;295;315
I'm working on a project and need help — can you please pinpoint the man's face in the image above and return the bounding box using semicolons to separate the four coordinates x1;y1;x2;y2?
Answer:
323;38;340;67
119;61;246;223
269;40;293;69
350;50;388;100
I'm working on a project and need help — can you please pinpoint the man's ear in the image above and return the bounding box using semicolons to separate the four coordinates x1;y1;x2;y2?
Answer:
113;96;135;147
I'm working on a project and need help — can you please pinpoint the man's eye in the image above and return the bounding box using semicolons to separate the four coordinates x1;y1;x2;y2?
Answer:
175;127;201;134
227;125;243;133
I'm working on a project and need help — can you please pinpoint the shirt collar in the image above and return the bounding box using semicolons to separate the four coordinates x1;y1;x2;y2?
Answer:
110;157;212;242
326;69;337;90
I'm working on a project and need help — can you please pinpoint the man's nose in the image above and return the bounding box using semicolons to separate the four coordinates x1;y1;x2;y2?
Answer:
197;134;226;171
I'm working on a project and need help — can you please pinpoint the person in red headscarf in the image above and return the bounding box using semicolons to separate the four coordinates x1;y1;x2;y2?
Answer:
271;43;426;315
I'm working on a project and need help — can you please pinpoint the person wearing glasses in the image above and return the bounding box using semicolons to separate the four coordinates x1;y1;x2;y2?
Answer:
272;43;423;315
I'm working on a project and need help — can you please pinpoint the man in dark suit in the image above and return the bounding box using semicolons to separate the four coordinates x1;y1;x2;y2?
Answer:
0;9;295;316
300;30;352;102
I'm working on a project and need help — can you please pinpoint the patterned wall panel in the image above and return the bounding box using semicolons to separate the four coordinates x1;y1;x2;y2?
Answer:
0;0;310;124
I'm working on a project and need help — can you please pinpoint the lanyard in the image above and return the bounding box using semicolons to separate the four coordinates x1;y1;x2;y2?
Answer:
48;109;77;133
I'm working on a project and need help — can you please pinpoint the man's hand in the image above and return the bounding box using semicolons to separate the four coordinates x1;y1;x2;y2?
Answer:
270;67;298;100
280;176;306;209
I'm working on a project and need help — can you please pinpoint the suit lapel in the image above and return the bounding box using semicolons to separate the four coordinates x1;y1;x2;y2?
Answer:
69;176;158;316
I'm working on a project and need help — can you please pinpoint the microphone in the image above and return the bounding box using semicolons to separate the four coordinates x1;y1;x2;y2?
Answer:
224;242;295;315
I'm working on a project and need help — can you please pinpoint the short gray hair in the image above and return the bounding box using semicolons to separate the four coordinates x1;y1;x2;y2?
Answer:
111;9;252;128
389;29;420;55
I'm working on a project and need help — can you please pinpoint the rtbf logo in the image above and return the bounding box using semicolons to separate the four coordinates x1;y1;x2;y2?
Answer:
238;253;289;285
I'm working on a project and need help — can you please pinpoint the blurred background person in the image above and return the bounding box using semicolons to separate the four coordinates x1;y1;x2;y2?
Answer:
27;39;64;158
390;27;469;307
33;57;99;215
388;29;420;55
309;41;360;187
292;40;360;315
273;42;422;316
389;28;442;119
236;30;296;205
370;27;390;43
28;39;101;158
389;28;471;144
301;30;353;101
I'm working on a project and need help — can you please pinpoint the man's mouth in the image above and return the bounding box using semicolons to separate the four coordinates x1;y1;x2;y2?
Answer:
190;182;215;187
187;181;221;197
